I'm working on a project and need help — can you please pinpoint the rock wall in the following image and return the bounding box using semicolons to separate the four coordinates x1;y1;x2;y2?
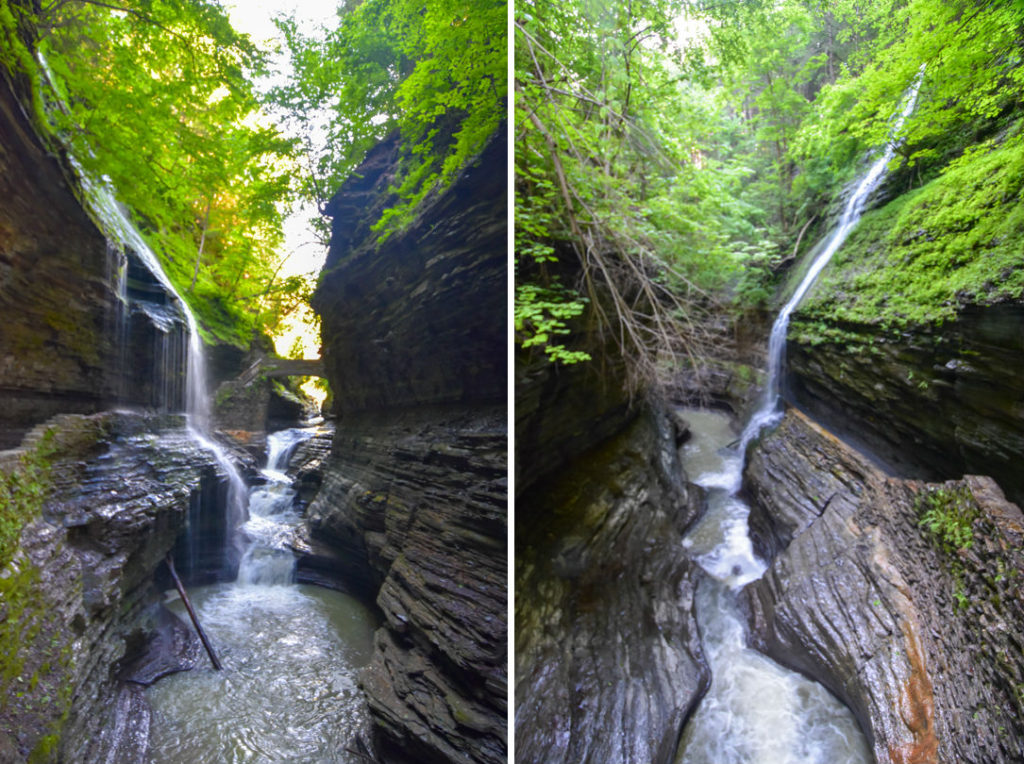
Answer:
789;301;1024;507
306;127;506;763
0;412;225;763
515;407;708;764
0;60;200;447
0;65;119;447
743;409;1024;763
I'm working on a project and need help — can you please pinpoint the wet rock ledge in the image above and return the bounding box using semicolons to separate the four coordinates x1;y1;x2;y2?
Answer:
515;405;708;764
744;409;1024;763
306;126;506;763
0;412;226;763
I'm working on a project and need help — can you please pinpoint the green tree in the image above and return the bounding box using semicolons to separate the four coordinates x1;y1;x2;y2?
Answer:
3;0;297;348
270;0;506;241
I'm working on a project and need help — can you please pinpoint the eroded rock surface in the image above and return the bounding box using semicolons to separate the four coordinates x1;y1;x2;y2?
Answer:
515;407;708;764
744;409;1024;763
788;303;1024;505
307;126;506;763
0;412;227;763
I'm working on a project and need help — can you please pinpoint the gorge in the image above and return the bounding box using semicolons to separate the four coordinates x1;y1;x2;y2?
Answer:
514;1;1024;762
0;0;507;761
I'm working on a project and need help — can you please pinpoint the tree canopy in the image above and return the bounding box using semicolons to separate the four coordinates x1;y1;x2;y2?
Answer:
514;0;1024;385
1;0;507;351
269;0;507;240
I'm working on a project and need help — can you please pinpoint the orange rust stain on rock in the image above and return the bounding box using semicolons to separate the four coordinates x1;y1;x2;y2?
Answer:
889;623;939;764
222;429;254;445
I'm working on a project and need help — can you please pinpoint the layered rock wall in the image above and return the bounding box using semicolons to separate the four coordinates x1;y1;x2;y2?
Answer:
0;413;223;762
744;409;1024;763
515;407;708;764
307;127;507;763
0;66;119;447
0;58;201;447
788;304;1024;505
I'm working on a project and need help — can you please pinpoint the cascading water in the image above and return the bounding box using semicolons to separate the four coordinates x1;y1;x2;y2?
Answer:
36;52;378;761
38;52;246;555
146;428;378;763
236;427;317;586
676;70;924;763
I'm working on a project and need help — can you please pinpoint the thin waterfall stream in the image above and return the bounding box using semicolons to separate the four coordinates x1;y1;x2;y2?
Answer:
674;70;924;762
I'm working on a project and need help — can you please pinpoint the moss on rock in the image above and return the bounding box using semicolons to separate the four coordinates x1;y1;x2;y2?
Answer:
792;125;1024;347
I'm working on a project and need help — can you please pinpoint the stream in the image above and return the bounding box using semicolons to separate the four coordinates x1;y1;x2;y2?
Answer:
147;428;378;763
56;74;382;760
673;69;925;762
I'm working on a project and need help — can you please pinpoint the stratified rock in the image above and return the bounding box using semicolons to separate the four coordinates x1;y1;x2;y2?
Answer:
0;53;119;447
744;409;1024;763
0;53;201;445
308;125;506;763
515;407;708;764
788;303;1024;505
0;412;228;763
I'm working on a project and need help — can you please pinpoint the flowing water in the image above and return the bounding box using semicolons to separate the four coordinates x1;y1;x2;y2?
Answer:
38;53;378;762
675;70;925;762
147;429;379;763
674;411;870;764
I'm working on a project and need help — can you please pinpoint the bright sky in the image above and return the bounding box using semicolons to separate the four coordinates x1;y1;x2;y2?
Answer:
223;1;338;381
225;0;339;283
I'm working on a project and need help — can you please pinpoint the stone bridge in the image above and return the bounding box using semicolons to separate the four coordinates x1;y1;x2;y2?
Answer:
236;357;325;385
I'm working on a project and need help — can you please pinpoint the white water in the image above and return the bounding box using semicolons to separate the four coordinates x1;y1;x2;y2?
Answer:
74;164;248;545
236;427;317;586
675;412;870;764
676;71;925;762
146;428;379;763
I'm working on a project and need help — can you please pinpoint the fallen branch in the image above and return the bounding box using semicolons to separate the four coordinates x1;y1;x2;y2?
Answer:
165;554;222;671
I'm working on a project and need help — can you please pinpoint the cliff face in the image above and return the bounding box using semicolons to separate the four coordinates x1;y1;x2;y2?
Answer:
515;407;708;764
0;413;224;763
514;284;709;762
306;127;507;763
0;67;199;448
788;304;1024;505
0;68;119;447
744;409;1024;763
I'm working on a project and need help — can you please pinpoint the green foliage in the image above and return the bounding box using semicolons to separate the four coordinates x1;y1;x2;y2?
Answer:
270;0;506;241
792;128;1024;342
514;282;591;365
0;429;56;570
2;0;298;349
515;0;740;383
916;483;980;612
917;484;978;555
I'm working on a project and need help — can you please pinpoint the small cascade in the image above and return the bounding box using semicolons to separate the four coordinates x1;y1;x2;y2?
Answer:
235;428;317;586
73;164;248;571
676;70;925;762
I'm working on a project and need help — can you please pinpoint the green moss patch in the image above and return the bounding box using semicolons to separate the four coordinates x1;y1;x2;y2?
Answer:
792;127;1024;346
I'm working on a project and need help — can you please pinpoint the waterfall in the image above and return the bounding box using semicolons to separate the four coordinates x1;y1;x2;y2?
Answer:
675;70;925;763
739;64;926;455
235;427;317;586
36;53;246;525
78;171;248;537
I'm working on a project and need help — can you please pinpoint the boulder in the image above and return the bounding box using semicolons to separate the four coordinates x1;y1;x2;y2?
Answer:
744;409;1024;763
